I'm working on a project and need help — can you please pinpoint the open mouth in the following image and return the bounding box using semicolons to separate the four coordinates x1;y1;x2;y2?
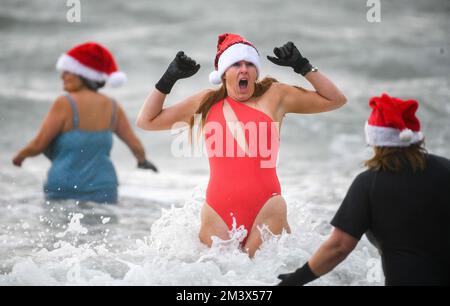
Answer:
239;79;248;90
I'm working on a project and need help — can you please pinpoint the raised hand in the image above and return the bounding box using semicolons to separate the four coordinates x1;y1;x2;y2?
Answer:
155;51;201;94
267;41;312;76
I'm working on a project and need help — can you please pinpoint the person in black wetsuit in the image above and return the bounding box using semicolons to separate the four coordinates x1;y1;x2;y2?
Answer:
277;93;450;286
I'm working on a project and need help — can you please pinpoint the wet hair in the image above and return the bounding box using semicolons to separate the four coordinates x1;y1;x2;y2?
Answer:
364;141;428;172
79;76;105;92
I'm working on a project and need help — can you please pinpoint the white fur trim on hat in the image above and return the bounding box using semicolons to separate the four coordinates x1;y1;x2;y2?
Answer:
209;43;261;85
365;122;424;147
209;71;222;85
399;129;414;142
56;54;108;82
107;71;127;87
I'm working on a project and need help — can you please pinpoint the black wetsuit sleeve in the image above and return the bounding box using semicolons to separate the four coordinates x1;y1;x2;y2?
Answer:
331;172;372;240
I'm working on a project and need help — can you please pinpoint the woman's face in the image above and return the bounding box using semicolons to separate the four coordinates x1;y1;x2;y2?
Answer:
61;71;84;92
223;61;258;102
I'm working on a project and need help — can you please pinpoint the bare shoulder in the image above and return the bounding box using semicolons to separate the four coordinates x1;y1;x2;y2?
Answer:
101;95;126;121
258;81;286;107
190;88;215;105
51;95;71;113
271;82;307;96
175;88;215;112
201;88;216;96
42;96;72;132
262;81;301;99
115;101;128;122
54;94;69;105
92;91;115;105
258;81;310;118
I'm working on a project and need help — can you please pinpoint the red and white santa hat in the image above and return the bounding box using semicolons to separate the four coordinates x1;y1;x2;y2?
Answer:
365;93;424;147
56;42;127;87
209;33;261;85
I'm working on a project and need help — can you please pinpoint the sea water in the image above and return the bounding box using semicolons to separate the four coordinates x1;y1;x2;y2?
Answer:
1;0;449;285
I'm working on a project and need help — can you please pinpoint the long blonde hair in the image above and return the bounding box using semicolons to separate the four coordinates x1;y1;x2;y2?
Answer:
188;77;278;143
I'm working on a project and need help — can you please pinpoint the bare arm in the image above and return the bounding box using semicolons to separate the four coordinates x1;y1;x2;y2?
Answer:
136;51;204;131
136;89;210;131
278;70;347;115
12;96;67;166
277;227;358;286
308;227;358;276
115;104;147;163
267;41;347;115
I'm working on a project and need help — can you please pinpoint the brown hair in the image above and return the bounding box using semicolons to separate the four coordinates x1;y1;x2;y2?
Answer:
364;141;428;172
188;77;279;143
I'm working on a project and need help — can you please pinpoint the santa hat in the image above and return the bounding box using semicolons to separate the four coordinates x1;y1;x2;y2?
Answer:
365;93;424;147
209;33;261;85
56;42;127;88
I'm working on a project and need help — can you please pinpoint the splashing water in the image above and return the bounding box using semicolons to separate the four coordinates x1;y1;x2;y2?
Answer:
228;213;248;244
55;213;88;238
0;184;383;286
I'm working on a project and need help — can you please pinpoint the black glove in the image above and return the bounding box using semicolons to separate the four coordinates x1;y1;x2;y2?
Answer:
155;51;200;94
137;159;158;172
277;262;318;286
267;42;313;76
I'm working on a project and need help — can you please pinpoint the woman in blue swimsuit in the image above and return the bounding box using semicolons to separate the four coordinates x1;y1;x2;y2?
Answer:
12;42;158;204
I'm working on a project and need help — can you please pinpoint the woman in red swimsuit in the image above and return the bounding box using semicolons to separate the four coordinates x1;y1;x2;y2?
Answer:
137;34;346;257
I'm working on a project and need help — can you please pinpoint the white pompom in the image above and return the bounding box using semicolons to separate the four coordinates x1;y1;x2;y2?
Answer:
209;71;222;85
107;71;127;87
399;129;414;142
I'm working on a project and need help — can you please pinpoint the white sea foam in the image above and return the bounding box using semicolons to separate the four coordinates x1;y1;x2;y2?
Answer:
0;183;383;286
